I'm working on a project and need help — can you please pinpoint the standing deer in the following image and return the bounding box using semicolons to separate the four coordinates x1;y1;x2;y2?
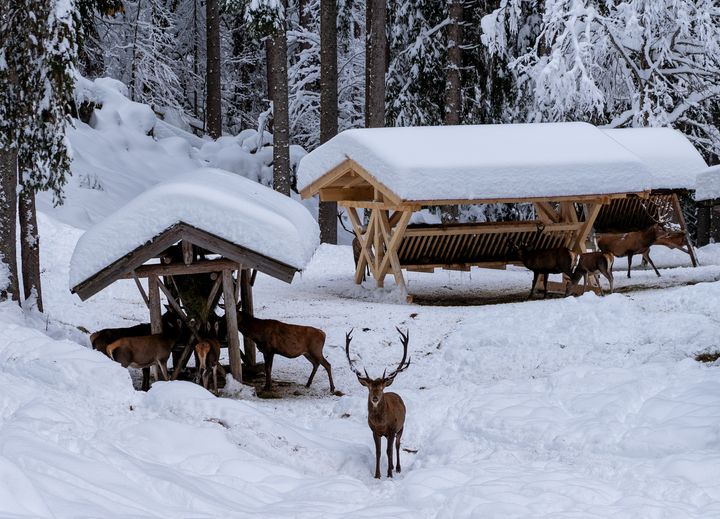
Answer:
236;312;335;393
105;318;183;391
510;240;577;299
195;338;221;393
569;252;615;295
346;328;411;479
339;213;368;281
597;223;669;278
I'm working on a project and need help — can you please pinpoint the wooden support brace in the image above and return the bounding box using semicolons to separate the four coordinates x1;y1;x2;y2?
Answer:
222;269;243;383
132;271;149;308
670;193;698;267
240;269;256;367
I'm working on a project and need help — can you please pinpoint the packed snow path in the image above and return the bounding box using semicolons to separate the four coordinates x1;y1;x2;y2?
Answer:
2;215;720;518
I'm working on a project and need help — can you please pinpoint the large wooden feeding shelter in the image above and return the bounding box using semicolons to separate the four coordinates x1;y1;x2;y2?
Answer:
298;122;653;298
694;165;720;245
594;128;708;266
70;169;319;383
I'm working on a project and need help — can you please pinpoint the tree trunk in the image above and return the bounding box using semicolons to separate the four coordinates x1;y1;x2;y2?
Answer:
205;0;222;138
268;24;291;196
319;0;339;244
0;146;19;303
19;188;43;311
441;0;463;224
365;0;386;128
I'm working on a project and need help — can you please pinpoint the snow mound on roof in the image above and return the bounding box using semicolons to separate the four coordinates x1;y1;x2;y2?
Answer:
695;165;720;201
69;169;319;288
38;76;307;231
298;122;653;201
602;128;707;190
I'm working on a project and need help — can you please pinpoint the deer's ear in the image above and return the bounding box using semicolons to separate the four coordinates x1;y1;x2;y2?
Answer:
357;375;370;387
383;376;395;387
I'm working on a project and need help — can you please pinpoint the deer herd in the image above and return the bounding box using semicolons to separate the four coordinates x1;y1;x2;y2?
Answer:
88;211;691;479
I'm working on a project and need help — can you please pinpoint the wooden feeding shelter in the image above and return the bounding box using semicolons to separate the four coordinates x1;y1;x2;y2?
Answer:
70;169;319;383
694;165;720;245
298;122;653;298
594;128;708;266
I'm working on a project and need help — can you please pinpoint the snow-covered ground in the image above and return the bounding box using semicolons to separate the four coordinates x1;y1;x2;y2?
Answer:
3;211;720;518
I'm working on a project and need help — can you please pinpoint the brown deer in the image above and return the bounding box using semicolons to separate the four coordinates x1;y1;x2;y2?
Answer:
105;318;183;391
597;223;669;278
345;328;411;479
236;312;335;393
510;240;577;299
195;338;221;393
569;252;615;295
90;323;151;356
649;230;693;256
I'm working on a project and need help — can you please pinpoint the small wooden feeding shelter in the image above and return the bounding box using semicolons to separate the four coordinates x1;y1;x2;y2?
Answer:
594;128;707;266
298;122;653;297
70;169;319;382
694;165;720;245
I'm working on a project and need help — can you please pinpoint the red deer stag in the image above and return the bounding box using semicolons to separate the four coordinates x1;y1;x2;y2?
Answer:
569;252;615;295
510;240;577;299
236;312;335;393
345;328;411;479
105;318;183;391
597;223;669;278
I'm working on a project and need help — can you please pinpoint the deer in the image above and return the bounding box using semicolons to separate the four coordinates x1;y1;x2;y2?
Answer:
346;328;411;479
194;321;224;393
569;251;615;295
509;239;577;299
105;318;183;391
236;312;335;393
597;223;669;278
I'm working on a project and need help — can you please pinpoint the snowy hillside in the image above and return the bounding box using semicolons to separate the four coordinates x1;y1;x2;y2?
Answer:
37;77;309;231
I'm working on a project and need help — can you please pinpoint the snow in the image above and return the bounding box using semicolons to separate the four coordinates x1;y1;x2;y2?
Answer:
602;128;708;190
694;165;720;202
5;212;720;517
297;122;654;201
69;168;320;289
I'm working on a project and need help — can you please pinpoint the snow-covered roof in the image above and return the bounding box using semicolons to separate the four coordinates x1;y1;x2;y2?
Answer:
602;128;707;190
70;169;320;288
694;165;720;201
298;122;654;202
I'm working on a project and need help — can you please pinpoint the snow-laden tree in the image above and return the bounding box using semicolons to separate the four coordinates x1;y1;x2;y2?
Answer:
483;0;720;158
0;0;79;309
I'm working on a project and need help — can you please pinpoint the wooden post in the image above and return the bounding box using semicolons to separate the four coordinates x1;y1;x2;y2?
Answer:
222;269;242;383
670;193;698;267
240;269;256;367
148;275;162;334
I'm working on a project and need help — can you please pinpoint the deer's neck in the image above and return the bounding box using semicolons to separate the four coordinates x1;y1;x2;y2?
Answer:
367;397;388;424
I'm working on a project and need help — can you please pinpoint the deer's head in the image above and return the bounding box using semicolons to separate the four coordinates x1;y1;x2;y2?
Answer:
345;328;411;408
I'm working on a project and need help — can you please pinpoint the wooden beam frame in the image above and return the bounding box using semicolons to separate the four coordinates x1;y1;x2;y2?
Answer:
222;269;243;382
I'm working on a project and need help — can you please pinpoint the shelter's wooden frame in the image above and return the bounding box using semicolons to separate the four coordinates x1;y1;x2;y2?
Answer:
71;222;299;382
594;190;698;267
301;159;649;299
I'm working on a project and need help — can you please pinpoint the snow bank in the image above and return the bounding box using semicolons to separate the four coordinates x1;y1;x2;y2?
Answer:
298;122;653;201
69;168;319;288
39;76;306;231
603;128;707;190
695;164;720;201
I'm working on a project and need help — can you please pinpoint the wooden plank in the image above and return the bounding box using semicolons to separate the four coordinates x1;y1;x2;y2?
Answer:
203;274;223;321
341;200;419;211
148;275;163;335
347;207;370;284
179;224;297;283
132;271;149;308
299;159;353;199
240;269;256;366
670;193;698;267
72;224;185;300
377;210;413;281
120;258;245;279
572;203;602;253
222;270;242;383
182;240;193;266
403;222;582;237
319;186;375;202
535;202;561;224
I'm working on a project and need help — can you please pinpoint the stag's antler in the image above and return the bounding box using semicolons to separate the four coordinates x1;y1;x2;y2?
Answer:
345;329;370;380
384;327;411;382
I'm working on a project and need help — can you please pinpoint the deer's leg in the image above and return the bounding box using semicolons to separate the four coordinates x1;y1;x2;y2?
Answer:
263;352;274;391
386;433;395;478
627;255;633;278
643;251;661;277
321;357;335;393
373;432;382;479
304;353;319;388
395;427;403;473
141;367;150;392
529;272;539;299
